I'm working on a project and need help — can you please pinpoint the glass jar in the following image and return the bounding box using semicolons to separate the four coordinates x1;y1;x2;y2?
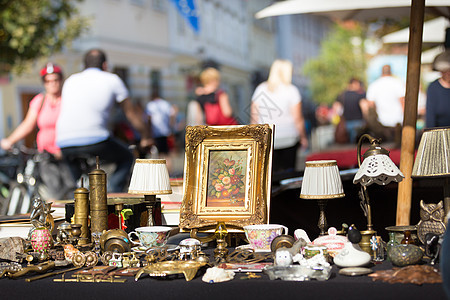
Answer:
386;232;399;260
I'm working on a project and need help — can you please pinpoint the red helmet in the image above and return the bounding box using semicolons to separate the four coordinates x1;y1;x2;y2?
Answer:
40;63;63;78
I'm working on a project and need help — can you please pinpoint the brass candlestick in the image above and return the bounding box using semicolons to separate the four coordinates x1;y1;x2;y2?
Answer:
214;222;229;262
317;199;328;236
144;195;162;226
115;203;124;230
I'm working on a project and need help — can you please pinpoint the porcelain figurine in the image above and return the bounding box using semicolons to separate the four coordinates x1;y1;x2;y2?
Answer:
334;225;371;268
295;252;330;268
294;229;311;243
274;238;307;266
275;248;294;266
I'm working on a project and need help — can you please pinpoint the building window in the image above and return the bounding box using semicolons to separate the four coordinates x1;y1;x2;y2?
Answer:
150;69;161;96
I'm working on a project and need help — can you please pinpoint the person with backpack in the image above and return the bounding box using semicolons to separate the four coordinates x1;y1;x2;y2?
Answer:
195;67;238;126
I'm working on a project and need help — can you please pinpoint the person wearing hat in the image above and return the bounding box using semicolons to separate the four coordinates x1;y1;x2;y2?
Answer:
426;49;450;128
1;63;75;200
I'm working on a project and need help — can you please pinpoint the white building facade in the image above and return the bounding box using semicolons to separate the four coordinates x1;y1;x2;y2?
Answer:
0;0;331;142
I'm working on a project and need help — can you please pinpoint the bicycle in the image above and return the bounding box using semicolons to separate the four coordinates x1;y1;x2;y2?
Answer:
0;148;20;214
3;146;75;216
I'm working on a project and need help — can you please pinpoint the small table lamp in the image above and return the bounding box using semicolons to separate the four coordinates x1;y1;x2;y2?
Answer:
128;159;172;226
412;127;450;216
353;134;404;254
300;160;345;236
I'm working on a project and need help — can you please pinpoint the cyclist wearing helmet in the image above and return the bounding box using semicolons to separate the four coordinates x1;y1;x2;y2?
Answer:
1;63;63;156
1;63;75;200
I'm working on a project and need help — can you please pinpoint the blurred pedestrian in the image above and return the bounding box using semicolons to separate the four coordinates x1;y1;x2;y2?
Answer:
145;90;176;171
195;67;238;126
56;49;153;193
426;49;450;128
251;59;308;176
366;64;405;144
333;78;367;144
1;63;75;200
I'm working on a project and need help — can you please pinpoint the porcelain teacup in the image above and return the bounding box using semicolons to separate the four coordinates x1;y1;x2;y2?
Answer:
128;226;172;249
243;224;288;252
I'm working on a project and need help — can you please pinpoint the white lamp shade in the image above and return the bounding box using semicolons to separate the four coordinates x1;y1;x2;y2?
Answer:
128;159;172;195
300;160;345;199
412;127;450;178
353;154;404;186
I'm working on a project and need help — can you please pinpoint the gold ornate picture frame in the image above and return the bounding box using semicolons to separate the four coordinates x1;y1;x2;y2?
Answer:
179;124;273;230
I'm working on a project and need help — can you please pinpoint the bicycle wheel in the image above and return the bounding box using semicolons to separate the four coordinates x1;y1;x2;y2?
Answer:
6;183;30;216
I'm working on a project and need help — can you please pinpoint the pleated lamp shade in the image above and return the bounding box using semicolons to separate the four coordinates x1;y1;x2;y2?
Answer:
412;127;450;178
128;159;172;195
300;160;345;199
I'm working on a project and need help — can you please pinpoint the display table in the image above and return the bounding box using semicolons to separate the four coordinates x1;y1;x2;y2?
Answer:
0;250;445;300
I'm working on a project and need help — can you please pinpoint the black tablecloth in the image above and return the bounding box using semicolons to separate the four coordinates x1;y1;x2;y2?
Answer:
0;254;446;300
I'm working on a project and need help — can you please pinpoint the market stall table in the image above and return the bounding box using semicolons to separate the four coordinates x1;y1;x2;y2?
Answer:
0;249;445;300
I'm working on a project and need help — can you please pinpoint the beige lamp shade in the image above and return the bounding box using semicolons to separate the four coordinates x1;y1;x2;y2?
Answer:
128;159;172;195
412;127;450;178
300;160;345;199
353;154;404;186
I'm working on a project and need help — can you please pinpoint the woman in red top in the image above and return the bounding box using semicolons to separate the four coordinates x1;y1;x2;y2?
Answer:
1;63;75;200
1;63;64;157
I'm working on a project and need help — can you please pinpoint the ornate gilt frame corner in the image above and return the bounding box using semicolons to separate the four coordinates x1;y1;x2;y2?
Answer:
179;124;273;231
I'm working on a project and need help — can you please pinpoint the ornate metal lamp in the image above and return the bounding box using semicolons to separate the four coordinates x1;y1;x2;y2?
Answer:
128;159;172;226
353;134;404;253
300;160;345;236
412;127;450;216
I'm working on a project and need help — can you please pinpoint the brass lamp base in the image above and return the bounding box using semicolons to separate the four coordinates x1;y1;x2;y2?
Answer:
359;230;377;256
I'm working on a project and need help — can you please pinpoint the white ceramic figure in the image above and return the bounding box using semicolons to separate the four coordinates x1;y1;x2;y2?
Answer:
275;248;293;266
333;242;371;268
274;238;307;266
298;254;330;268
294;229;311;243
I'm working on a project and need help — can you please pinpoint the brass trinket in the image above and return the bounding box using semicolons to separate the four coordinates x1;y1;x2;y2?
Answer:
73;181;90;244
135;261;207;281
89;157;108;238
99;229;131;253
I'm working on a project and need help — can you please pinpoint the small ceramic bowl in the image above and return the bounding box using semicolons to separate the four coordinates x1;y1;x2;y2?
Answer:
388;244;423;267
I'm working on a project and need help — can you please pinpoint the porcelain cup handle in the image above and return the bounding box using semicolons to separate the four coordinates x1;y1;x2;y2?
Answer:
128;231;140;245
281;225;288;235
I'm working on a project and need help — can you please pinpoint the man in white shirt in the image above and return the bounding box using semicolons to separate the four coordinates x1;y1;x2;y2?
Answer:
366;64;405;142
56;49;152;192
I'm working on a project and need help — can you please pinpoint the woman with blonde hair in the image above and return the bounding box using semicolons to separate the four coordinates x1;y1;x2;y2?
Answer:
195;67;238;125
251;59;308;177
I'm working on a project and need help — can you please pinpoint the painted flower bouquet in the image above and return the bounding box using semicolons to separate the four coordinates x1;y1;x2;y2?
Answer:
208;157;245;202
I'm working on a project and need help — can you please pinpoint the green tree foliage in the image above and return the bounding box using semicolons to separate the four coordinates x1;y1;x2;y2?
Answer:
303;23;367;105
0;0;89;74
